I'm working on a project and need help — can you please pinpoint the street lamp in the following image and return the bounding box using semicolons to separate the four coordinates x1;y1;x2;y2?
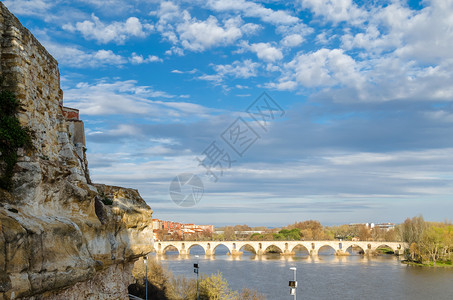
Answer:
144;255;148;300
289;267;297;300
194;255;200;300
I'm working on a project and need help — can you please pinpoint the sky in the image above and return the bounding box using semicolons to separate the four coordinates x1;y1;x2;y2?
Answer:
4;0;453;226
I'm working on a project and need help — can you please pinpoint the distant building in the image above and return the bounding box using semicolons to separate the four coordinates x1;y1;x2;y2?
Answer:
152;219;162;229
152;218;214;240
349;222;395;231
375;223;396;231
199;225;215;233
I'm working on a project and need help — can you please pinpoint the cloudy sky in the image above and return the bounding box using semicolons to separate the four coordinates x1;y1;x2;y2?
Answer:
5;0;453;226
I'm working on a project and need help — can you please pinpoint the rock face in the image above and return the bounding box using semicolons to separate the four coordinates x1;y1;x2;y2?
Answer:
0;3;153;299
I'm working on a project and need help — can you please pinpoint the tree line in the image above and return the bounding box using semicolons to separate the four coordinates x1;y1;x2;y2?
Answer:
211;220;399;242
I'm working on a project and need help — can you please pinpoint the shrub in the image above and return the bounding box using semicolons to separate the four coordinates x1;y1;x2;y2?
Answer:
199;272;237;300
130;258;266;300
0;90;32;190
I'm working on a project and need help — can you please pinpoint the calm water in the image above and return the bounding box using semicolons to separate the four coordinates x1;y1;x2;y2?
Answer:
153;247;453;300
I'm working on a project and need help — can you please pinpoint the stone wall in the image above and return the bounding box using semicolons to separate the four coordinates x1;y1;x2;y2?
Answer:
0;3;154;299
0;2;63;162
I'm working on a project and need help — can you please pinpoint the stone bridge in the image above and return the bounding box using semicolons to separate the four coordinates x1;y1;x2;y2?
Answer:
154;240;407;256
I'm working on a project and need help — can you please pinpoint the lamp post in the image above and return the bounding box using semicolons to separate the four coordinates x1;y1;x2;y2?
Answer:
144;255;148;300
194;255;200;300
289;267;297;300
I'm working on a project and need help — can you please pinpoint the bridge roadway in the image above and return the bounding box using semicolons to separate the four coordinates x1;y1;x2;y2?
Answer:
154;240;407;256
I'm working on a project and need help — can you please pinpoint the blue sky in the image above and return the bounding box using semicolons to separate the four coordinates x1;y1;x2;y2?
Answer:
5;0;453;226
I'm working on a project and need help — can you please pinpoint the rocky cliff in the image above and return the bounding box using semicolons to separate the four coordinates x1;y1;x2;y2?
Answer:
0;3;153;299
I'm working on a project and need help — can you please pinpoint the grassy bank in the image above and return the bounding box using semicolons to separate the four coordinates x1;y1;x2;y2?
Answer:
402;260;453;268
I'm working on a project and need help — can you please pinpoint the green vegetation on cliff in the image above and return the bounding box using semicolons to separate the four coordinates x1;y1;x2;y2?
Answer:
0;90;32;190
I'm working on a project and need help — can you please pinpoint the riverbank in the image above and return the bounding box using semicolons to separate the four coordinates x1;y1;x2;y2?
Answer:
402;260;453;268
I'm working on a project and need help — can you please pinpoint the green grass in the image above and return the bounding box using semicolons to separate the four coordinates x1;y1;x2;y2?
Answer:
402;260;453;267
376;247;394;254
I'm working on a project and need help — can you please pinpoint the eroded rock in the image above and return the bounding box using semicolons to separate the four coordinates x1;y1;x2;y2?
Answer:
0;2;154;299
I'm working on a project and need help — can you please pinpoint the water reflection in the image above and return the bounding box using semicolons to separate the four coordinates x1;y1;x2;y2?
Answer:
153;249;386;264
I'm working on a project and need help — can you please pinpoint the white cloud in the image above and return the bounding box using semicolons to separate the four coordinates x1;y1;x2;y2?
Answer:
64;80;213;119
156;2;258;53
130;53;163;64
63;14;153;44
213;60;260;79
267;80;298;91
241;42;283;62
339;1;453;64
207;0;299;25
300;0;367;25
198;74;223;84
171;69;197;74
177;15;243;51
282;48;363;88
44;42;127;67
281;34;304;47
392;1;453;64
3;0;54;16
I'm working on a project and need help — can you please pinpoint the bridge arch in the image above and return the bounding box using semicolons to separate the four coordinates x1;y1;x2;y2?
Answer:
345;244;366;255
374;244;395;254
239;244;257;254
187;244;207;255
162;244;179;254
264;244;284;254
290;244;310;254
212;243;231;255
317;244;336;255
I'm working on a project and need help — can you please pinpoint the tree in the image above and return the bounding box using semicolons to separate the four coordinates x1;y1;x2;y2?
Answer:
224;226;236;240
400;215;426;246
235;288;266;300
357;225;371;241
233;224;252;231
419;225;443;265
327;224;354;240
274;228;301;240
250;233;263;241
289;220;324;240
199;272;237;300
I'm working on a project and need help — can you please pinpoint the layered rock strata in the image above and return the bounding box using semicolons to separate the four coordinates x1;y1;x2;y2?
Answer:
0;3;153;299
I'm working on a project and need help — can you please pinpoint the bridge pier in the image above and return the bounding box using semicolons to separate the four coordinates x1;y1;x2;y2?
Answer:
335;250;349;256
256;249;265;256
281;250;295;256
394;249;404;256
310;249;318;256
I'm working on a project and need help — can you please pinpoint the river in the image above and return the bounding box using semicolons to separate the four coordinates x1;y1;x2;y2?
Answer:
152;246;453;300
